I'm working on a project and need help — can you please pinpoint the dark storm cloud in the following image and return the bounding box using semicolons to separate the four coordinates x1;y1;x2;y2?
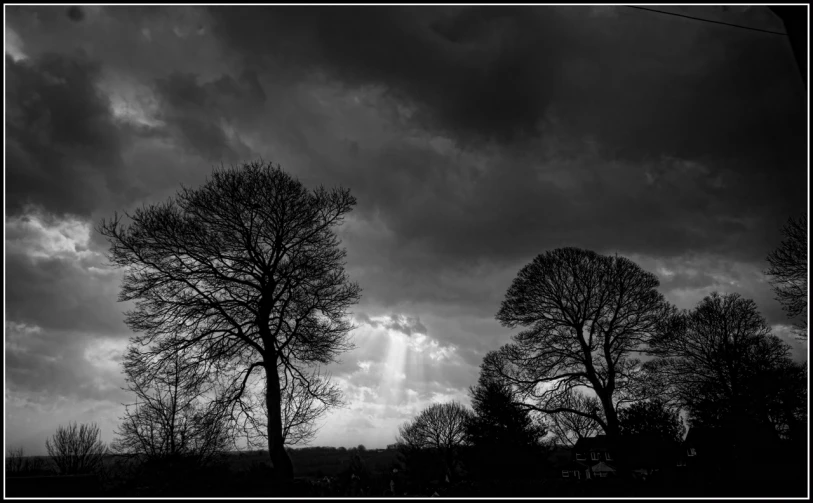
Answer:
5;5;803;330
4;251;124;334
5;53;131;218
210;6;564;144
210;6;804;163
151;71;262;163
553;6;805;160
4;212;131;335
207;5;804;276
5;6;225;81
6;325;128;404
332;136;796;322
67;6;84;22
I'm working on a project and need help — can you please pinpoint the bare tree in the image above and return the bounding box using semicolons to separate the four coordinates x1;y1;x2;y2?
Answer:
484;248;673;440
766;214;807;336
397;401;472;476
646;292;795;438
544;389;604;446
97;161;361;484
46;422;107;475
110;347;231;467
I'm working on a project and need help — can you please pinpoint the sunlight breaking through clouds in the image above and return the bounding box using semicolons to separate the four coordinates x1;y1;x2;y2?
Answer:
313;313;472;447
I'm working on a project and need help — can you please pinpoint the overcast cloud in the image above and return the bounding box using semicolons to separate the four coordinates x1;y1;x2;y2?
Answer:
4;6;807;453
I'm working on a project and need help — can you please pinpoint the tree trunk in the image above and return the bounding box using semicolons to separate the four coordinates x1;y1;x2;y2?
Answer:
597;391;620;439
265;361;294;488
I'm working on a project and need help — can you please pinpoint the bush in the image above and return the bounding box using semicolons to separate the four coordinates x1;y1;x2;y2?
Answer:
46;422;107;475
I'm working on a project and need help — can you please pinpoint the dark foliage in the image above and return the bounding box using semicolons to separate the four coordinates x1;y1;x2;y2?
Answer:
465;373;548;479
618;399;686;443
647;292;801;443
765;214;807;334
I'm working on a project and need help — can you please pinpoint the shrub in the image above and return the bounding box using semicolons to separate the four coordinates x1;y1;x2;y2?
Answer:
45;422;107;475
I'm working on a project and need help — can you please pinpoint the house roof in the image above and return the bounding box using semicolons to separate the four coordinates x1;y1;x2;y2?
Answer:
590;461;616;473
573;435;617;451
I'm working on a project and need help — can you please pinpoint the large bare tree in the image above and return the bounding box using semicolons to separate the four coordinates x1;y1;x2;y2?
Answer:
484;248;673;440
98;161;361;484
765;214;807;336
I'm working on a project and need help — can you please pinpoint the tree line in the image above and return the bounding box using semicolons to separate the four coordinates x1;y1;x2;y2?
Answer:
393;231;805;487
19;161;800;492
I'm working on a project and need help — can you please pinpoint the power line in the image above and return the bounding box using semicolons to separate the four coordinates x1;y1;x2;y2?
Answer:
625;6;788;36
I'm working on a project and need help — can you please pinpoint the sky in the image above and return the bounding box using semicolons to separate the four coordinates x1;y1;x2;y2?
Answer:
4;5;808;454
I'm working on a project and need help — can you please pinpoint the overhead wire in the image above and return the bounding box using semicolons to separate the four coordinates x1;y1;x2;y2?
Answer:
625;6;789;36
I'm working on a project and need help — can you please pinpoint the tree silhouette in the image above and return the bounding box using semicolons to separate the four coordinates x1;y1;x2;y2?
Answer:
465;373;547;478
484;248;673;440
737;357;807;444
766;214;807;336
618;399;685;443
98;161;361;485
397;401;472;480
111;348;231;467
46;422;107;475
647;292;795;440
467;374;547;448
